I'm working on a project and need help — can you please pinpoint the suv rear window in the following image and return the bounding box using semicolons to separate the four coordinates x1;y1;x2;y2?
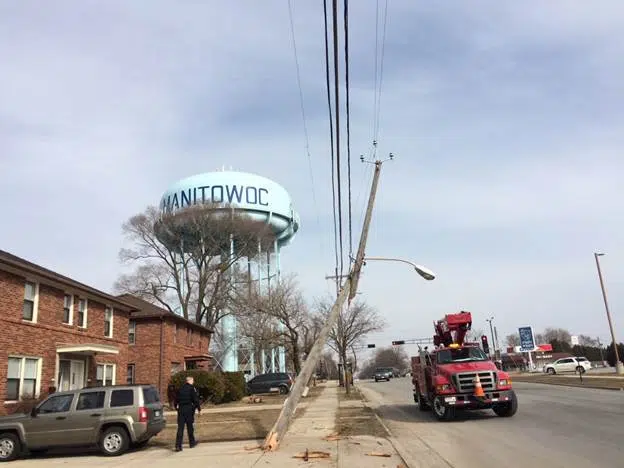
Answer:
576;357;588;362
110;389;134;407
142;386;160;404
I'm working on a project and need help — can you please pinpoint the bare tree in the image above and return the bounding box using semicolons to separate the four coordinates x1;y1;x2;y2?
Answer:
236;275;312;374
316;298;385;394
506;334;520;347
115;204;275;330
467;328;485;342
578;335;599;347
542;327;571;345
359;346;409;378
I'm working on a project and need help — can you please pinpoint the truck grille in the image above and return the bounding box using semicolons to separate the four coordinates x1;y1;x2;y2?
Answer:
453;371;496;393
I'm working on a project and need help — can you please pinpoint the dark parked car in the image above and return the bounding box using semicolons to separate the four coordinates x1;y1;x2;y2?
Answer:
246;372;294;395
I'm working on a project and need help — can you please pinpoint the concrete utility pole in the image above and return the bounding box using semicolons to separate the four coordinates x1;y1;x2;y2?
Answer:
486;317;495;359
594;252;624;375
262;157;387;451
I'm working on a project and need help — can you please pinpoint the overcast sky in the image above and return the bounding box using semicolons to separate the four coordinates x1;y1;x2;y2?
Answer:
2;1;623;355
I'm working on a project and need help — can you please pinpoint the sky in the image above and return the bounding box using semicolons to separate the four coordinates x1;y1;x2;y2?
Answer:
2;1;624;360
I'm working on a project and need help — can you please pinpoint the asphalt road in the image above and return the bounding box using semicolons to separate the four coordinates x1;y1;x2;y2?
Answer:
358;377;624;468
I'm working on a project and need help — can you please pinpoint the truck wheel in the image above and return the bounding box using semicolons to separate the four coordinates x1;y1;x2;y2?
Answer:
493;391;518;417
0;432;21;462
432;397;456;421
414;390;430;411
546;367;556;375
99;426;130;457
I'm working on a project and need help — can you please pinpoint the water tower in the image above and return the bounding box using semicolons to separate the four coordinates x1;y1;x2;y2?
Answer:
156;170;300;375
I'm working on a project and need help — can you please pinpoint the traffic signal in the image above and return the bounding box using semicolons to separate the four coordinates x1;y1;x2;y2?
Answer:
481;335;490;355
367;344;376;348
392;340;405;345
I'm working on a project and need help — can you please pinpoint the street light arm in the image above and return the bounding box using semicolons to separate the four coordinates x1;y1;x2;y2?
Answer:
363;257;436;280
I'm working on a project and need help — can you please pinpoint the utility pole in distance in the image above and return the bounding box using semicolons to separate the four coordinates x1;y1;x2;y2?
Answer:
594;252;624;375
262;155;390;451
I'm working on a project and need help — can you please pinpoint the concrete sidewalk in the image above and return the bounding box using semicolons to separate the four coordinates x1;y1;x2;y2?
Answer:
14;382;405;467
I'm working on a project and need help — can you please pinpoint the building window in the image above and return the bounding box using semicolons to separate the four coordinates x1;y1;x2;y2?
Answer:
63;294;73;324
7;357;40;401
77;298;88;328
104;306;113;338
126;364;135;385
128;320;136;344
96;364;115;386
23;281;37;321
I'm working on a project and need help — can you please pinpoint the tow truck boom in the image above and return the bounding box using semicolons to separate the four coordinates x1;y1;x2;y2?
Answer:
433;311;472;347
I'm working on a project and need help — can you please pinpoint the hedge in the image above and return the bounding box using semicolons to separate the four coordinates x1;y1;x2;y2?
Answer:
169;370;246;405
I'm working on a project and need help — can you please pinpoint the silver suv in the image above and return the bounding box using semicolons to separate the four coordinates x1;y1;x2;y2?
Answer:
544;356;592;375
0;384;166;462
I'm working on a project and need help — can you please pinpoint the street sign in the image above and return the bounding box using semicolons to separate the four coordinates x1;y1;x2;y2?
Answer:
518;326;535;352
392;340;405;345
367;344;376;348
571;335;579;346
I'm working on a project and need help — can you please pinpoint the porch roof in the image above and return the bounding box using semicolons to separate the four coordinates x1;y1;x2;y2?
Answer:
57;343;119;355
184;354;213;362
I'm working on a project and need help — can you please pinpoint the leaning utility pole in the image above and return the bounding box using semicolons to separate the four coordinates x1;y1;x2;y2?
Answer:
262;156;388;451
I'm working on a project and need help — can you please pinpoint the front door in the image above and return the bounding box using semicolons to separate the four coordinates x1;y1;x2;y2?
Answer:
70;361;85;390
58;359;86;391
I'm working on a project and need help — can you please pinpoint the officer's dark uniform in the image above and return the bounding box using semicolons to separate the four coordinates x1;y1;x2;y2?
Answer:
174;382;201;451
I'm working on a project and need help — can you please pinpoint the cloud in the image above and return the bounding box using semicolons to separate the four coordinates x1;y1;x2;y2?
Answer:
1;0;623;352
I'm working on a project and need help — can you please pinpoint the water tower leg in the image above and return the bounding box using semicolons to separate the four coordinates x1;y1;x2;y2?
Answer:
222;235;238;372
275;241;287;372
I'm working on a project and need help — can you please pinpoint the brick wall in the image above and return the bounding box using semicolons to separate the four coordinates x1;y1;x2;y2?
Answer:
128;318;212;400
0;269;130;415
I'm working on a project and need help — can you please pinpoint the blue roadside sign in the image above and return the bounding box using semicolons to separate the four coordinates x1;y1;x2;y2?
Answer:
518;326;535;351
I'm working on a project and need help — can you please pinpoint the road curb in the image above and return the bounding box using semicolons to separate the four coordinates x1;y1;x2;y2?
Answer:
357;385;454;468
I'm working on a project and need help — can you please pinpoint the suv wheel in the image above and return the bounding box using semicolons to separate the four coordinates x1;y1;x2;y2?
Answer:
0;433;21;462
279;385;289;395
99;426;130;457
546;367;556;375
576;366;586;374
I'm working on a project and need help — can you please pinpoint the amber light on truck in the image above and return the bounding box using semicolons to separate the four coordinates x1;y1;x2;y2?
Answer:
436;384;453;393
498;378;512;388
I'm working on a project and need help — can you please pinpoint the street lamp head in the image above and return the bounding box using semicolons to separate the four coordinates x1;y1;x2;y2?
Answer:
595;252;605;257
414;264;435;281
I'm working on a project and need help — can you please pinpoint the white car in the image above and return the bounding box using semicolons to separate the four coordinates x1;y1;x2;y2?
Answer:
544;356;592;375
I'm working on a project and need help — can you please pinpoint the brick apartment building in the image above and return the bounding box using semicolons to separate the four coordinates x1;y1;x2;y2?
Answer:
0;249;213;414
118;294;213;400
0;250;135;415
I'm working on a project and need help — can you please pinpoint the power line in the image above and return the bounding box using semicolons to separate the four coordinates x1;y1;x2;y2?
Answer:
286;0;323;255
343;0;353;259
322;0;340;284
331;0;344;280
373;0;389;142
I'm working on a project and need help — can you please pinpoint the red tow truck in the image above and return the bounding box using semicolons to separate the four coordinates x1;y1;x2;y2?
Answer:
411;311;518;421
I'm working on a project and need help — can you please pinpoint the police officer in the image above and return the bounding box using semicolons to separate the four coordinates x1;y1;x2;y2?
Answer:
174;376;201;452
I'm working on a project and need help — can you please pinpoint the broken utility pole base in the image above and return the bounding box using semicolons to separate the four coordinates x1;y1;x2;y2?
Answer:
262;160;384;451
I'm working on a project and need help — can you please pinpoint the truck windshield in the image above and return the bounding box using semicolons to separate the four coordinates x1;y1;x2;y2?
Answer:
437;347;488;364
